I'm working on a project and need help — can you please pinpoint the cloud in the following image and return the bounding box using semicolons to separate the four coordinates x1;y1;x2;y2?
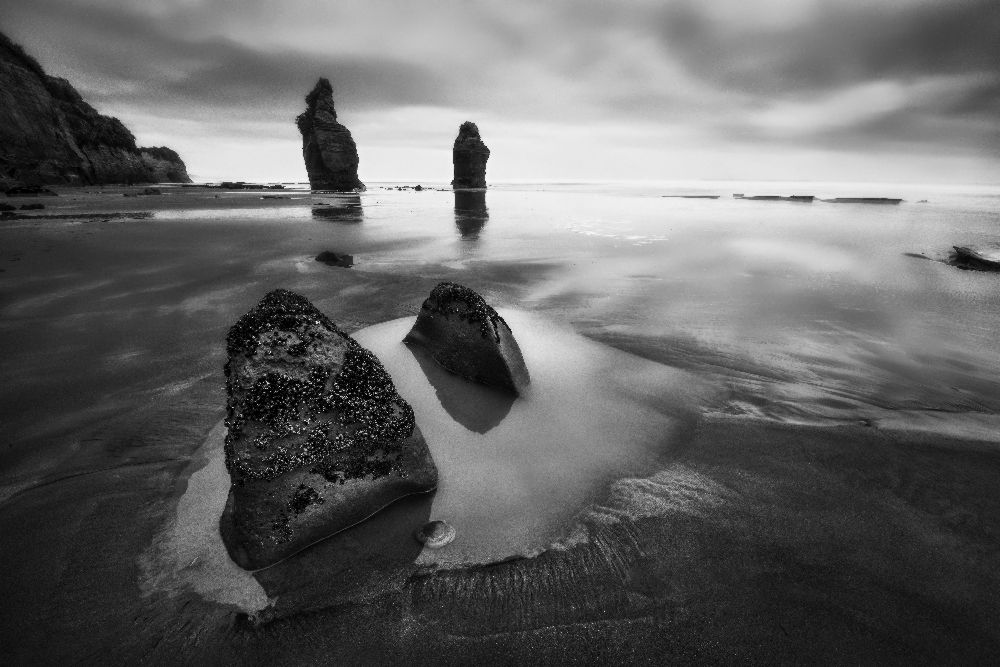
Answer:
1;0;997;181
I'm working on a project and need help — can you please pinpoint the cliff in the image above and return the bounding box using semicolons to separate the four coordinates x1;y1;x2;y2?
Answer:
0;31;190;189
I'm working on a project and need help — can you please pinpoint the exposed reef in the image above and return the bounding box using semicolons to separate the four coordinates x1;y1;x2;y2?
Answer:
296;78;364;192
404;282;529;395
315;251;353;268
950;246;1000;272
221;289;437;570
452;121;490;189
0;31;190;188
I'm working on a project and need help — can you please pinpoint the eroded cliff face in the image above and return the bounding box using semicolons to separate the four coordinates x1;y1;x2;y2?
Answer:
0;32;190;189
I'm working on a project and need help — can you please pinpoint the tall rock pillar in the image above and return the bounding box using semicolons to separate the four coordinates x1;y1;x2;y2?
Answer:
296;78;364;191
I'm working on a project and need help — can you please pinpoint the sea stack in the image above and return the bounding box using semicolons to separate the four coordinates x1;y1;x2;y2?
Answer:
404;282;529;395
221;289;437;570
451;122;490;189
296;78;364;191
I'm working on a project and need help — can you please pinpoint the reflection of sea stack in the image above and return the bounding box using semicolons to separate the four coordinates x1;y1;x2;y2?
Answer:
221;289;437;570
296;78;364;192
454;190;488;237
404;282;529;395
451;121;490;189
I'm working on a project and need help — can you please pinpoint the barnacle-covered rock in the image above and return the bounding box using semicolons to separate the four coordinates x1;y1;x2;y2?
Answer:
221;289;437;570
403;282;530;395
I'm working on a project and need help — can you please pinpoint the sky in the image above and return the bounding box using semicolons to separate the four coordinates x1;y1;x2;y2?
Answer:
2;0;998;184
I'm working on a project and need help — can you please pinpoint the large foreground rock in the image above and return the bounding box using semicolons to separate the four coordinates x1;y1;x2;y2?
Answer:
404;282;529;395
451;122;490;189
0;31;190;188
296;78;364;191
222;289;436;569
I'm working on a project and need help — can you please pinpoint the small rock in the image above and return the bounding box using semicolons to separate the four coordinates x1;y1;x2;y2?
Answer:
415;520;456;548
315;251;354;268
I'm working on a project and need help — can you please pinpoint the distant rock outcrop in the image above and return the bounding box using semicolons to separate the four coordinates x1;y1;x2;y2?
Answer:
221;289;437;570
451;122;489;189
296;78;364;192
404;282;529;395
0;31;190;189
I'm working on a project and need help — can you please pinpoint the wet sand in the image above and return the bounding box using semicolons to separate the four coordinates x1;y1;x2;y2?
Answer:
1;185;999;663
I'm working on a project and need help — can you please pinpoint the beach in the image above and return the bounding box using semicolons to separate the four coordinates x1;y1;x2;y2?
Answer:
2;182;999;663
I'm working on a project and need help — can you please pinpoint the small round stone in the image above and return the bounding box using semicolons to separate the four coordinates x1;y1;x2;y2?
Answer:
415;520;456;548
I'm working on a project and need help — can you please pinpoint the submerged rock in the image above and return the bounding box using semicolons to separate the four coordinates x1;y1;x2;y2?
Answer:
451;122;490;189
296;78;364;192
221;289;437;570
404;282;529;395
315;251;353;268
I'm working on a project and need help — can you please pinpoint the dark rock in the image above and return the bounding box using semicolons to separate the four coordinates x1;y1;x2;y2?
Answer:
6;185;57;196
315;251;353;268
0;31;190;188
139;187;162;196
221;289;437;570
414;184;423;191
950;246;1000;272
824;197;902;204
19;203;44;210
296;78;364;192
452;121;490;189
404;282;530;395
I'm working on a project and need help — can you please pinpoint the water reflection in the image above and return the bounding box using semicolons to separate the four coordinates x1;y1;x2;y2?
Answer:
311;194;363;222
406;343;514;434
454;190;488;237
250;492;433;620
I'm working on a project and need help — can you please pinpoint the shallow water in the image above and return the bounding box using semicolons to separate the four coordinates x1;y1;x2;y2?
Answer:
355;310;710;566
2;181;999;660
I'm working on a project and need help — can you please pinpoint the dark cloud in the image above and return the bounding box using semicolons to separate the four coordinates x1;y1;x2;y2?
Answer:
652;0;1000;96
0;0;451;122
1;0;996;179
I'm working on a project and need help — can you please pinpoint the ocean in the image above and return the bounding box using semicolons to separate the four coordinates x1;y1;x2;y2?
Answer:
1;181;998;661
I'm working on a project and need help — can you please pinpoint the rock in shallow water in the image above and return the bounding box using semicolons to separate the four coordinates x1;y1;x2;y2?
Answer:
221;289;437;570
404;282;530;395
296;78;364;192
451;121;490;189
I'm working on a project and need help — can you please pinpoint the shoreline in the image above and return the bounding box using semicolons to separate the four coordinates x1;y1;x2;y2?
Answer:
2;187;999;662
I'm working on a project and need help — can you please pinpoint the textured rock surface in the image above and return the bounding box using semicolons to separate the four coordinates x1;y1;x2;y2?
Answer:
404;282;530;395
222;289;437;570
296;78;364;192
0;32;190;188
452;121;490;188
